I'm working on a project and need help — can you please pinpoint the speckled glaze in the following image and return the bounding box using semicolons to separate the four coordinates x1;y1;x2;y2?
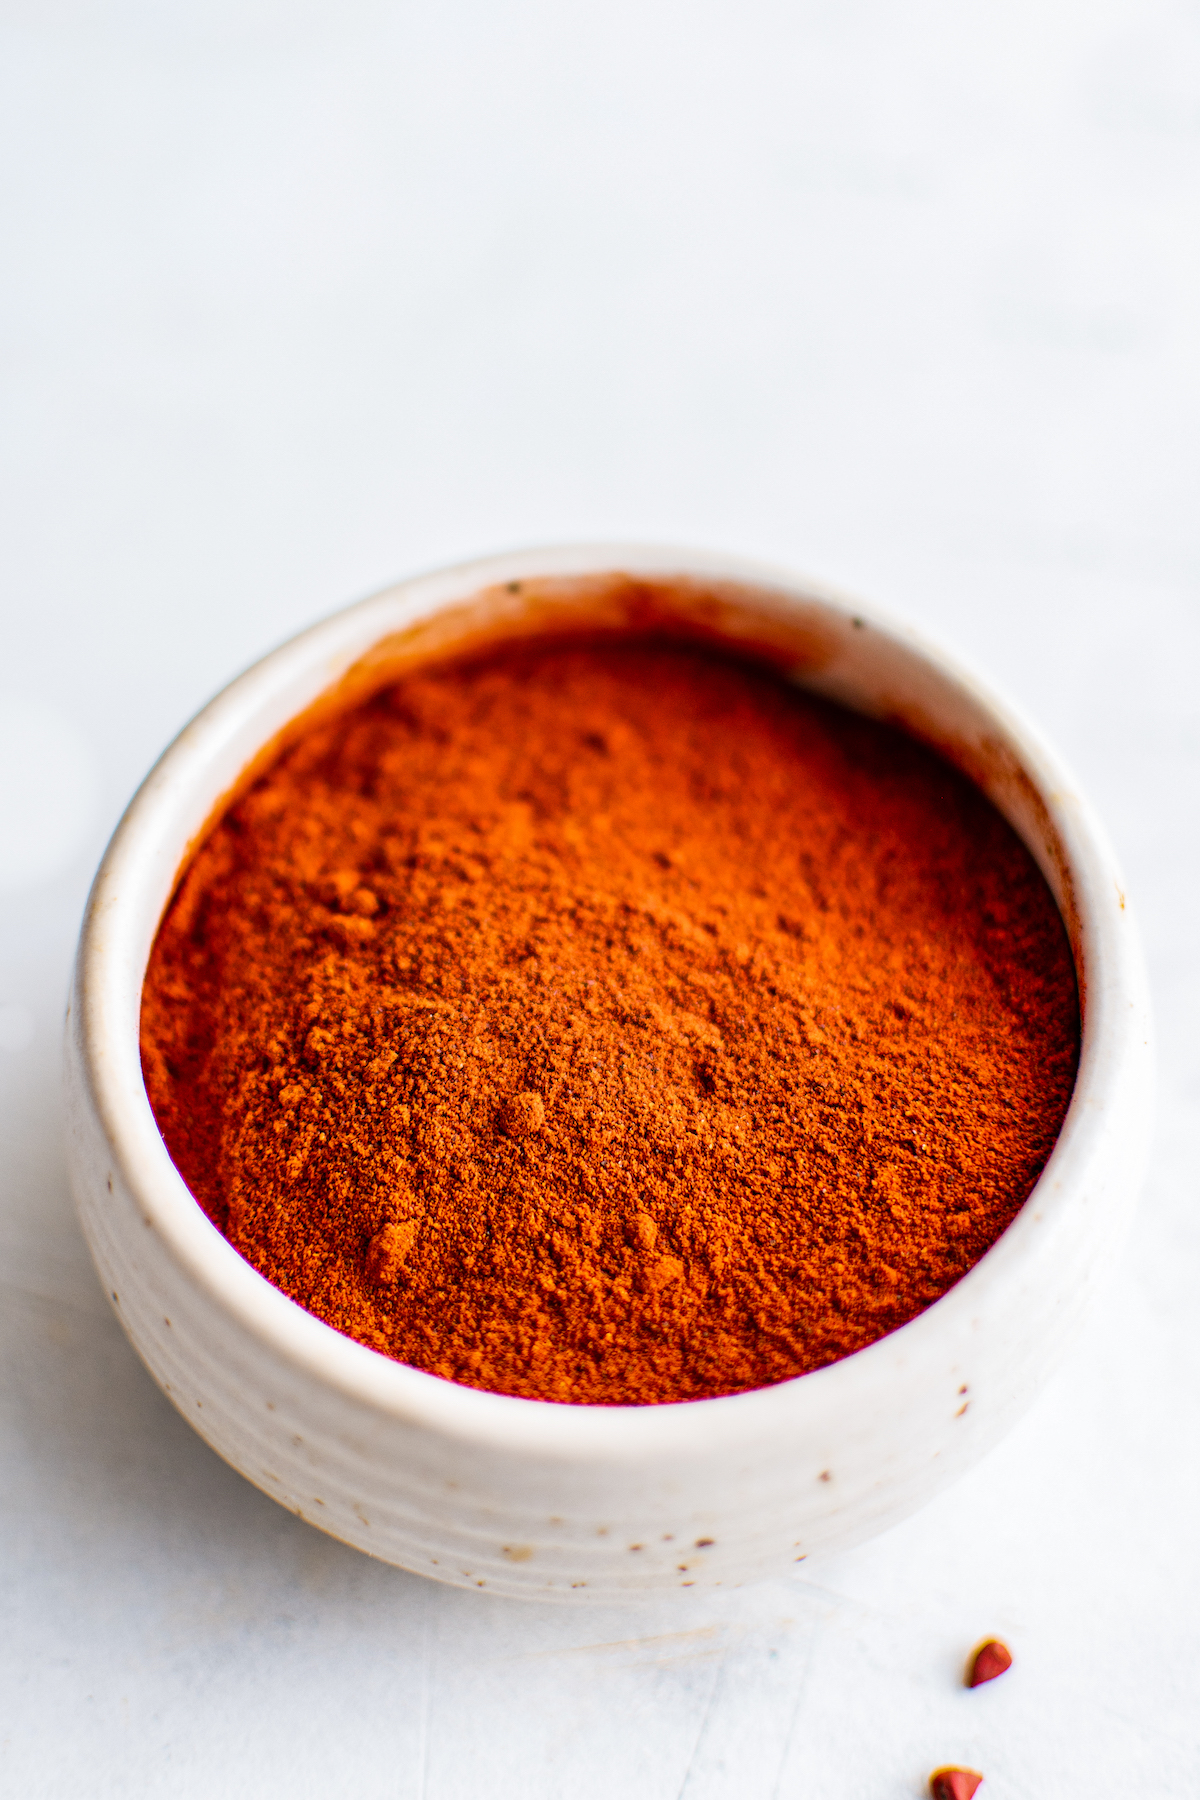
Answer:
64;545;1153;1600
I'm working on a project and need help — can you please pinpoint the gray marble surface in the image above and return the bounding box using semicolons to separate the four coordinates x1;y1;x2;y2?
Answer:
2;4;1198;1794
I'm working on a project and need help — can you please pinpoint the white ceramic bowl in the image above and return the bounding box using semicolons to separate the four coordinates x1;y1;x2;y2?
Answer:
65;545;1153;1601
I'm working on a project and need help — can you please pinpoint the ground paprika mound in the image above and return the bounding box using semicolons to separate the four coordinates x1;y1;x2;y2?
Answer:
141;636;1079;1405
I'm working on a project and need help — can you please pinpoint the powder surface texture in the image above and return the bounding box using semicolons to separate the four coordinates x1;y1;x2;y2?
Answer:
141;639;1079;1403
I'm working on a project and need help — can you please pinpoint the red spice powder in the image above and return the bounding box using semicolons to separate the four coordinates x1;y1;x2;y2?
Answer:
140;637;1079;1404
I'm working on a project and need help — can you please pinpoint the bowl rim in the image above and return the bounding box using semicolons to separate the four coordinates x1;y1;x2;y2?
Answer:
71;541;1148;1461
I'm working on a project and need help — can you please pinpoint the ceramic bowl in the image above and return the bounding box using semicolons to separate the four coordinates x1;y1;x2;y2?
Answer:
64;545;1153;1600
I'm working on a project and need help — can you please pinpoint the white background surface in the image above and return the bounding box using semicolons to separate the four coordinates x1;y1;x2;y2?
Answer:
2;3;1198;1794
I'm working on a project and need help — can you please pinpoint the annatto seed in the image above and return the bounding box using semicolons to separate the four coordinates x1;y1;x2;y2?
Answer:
929;1769;983;1800
967;1639;1012;1687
